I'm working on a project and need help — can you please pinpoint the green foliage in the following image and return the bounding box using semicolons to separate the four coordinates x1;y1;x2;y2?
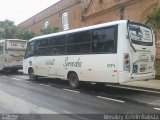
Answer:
16;29;35;40
40;26;59;35
147;6;160;29
0;19;35;40
0;20;17;39
0;20;59;40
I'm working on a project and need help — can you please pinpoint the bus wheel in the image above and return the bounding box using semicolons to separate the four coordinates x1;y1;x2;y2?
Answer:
68;72;79;89
29;69;38;81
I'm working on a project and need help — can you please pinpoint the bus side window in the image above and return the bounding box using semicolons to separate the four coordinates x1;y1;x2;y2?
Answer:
80;31;90;53
92;28;105;52
91;26;117;53
49;36;66;55
67;31;90;54
54;36;66;55
35;39;49;56
49;47;58;55
39;39;46;56
35;40;40;55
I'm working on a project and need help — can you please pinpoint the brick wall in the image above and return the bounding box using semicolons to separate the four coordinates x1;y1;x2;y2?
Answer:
18;0;81;34
18;0;160;43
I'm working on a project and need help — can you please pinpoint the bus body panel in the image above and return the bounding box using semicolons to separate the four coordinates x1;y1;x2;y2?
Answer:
3;50;25;69
118;72;154;83
117;21;155;83
31;54;118;83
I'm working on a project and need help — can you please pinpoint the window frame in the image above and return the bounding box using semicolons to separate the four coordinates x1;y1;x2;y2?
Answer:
90;25;118;54
61;12;69;31
43;20;49;29
27;25;118;57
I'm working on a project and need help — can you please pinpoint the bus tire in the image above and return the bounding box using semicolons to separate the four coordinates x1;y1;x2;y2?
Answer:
28;68;38;81
68;72;79;89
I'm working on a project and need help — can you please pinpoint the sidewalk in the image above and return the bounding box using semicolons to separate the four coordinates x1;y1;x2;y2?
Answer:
121;79;160;91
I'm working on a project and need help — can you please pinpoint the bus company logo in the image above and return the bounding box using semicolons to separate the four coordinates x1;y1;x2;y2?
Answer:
136;55;149;63
63;57;82;67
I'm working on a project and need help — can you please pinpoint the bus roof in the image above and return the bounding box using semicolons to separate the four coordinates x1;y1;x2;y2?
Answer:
29;20;128;42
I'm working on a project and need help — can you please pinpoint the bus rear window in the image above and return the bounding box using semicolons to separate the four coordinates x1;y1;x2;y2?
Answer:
128;21;153;46
6;40;27;50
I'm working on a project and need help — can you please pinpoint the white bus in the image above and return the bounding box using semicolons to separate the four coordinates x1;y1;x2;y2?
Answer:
23;20;155;88
0;39;27;73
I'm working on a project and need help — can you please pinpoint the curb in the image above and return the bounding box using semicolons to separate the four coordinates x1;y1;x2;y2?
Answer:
106;84;160;94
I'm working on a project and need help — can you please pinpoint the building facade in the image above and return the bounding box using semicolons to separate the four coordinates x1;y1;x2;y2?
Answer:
18;0;160;56
18;0;160;32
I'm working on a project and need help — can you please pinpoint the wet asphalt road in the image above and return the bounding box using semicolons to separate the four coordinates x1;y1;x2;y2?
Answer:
0;71;159;120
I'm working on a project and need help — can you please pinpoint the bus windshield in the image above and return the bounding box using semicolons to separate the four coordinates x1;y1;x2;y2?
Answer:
128;21;153;46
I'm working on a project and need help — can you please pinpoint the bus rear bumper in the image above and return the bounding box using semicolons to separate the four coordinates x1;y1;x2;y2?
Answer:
119;72;155;83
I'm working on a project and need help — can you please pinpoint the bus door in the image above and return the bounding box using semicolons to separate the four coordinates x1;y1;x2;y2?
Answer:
128;21;155;74
33;56;53;77
46;57;57;78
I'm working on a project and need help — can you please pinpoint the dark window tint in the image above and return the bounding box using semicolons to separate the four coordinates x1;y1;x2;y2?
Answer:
48;35;66;55
68;31;90;44
67;31;90;54
35;39;46;56
26;25;117;57
24;41;35;58
50;36;66;46
48;46;65;55
91;26;117;53
33;35;67;56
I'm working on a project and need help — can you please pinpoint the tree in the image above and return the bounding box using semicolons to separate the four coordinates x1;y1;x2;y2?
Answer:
0;20;17;39
40;26;59;35
147;6;160;29
16;29;35;40
147;6;160;77
0;20;35;40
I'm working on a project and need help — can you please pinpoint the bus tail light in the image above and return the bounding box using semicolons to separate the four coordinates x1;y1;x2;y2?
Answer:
124;53;130;71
